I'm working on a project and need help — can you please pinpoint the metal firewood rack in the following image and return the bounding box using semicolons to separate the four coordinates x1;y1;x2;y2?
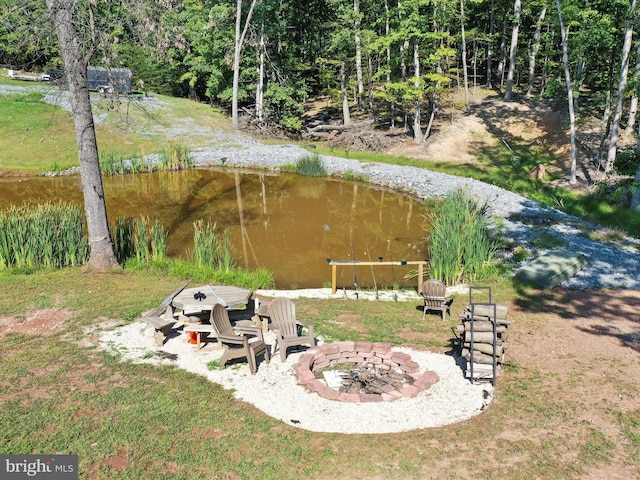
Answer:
468;286;498;386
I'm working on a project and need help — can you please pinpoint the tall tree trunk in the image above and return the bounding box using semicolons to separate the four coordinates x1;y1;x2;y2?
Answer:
625;41;640;135
460;0;470;112
504;0;521;101
46;0;118;271
498;18;508;91
354;0;364;109
232;0;258;130
556;0;578;184
256;6;265;121
527;5;547;97
486;0;495;88
413;39;422;143
540;25;553;95
385;0;395;127
606;0;636;172
341;61;351;126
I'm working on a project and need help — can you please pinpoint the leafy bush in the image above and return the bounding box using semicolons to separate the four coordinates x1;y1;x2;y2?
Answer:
613;148;640;176
263;83;307;132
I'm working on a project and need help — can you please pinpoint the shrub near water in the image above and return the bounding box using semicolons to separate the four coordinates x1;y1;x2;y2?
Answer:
426;190;498;285
0;202;88;269
296;154;327;176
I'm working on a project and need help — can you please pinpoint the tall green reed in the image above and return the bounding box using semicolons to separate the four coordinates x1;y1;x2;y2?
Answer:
134;217;150;262
100;150;147;175
158;140;193;171
99;150;128;175
151;220;167;262
113;217;135;263
113;216;166;264
189;219;234;270
0;202;88;270
426;190;498;285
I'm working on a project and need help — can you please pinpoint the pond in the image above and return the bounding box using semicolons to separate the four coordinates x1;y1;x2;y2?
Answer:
0;168;429;289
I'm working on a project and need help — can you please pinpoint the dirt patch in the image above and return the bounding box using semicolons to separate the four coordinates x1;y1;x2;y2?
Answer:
503;288;640;479
297;91;631;193
0;308;75;339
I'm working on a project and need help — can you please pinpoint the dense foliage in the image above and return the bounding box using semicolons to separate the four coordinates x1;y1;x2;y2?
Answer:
1;0;638;137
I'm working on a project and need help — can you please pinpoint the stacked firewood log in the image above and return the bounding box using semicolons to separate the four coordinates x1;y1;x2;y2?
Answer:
455;304;511;380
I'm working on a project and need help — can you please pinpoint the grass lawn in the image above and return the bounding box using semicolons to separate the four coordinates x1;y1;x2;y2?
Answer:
1;269;638;479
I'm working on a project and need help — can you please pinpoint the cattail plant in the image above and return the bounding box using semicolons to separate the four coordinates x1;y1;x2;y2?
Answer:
158;140;193;171
426;190;498;285
0;202;88;270
190;219;234;270
113;217;135;263
133;217;150;262
150;219;167;262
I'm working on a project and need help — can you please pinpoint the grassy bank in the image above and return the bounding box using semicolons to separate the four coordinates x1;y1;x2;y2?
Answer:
0;268;638;479
0;82;229;175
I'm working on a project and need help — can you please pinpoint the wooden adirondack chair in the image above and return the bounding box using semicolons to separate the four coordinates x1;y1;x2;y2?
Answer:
210;303;269;374
266;297;315;361
420;279;454;321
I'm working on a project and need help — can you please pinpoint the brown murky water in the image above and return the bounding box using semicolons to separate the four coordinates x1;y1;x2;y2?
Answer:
0;169;429;288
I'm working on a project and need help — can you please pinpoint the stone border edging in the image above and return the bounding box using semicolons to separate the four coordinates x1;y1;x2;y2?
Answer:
295;341;440;403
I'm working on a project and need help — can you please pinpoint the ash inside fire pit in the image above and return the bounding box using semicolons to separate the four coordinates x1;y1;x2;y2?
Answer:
296;341;440;402
331;364;415;395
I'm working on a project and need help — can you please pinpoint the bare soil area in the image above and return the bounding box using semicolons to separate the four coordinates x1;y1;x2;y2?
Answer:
299;90;634;193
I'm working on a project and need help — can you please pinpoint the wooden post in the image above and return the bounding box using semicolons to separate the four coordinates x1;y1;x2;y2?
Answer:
332;264;337;294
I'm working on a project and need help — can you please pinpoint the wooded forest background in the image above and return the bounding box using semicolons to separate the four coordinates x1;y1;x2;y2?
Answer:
2;0;640;175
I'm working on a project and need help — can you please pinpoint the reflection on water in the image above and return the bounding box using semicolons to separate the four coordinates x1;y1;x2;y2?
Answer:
0;169;428;289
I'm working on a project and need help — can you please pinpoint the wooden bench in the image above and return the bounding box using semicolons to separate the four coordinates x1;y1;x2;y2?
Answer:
140;306;176;347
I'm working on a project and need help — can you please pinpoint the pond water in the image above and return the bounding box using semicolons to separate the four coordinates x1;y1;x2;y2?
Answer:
0;168;428;289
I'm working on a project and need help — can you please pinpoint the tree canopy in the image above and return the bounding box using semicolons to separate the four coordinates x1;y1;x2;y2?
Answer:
1;0;639;150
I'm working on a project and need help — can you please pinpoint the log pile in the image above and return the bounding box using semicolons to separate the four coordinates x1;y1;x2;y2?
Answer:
455;304;511;381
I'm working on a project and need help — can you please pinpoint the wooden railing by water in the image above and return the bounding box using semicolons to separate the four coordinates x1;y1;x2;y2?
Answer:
328;260;428;294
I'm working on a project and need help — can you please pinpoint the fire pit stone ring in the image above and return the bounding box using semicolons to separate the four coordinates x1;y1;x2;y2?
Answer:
295;341;440;403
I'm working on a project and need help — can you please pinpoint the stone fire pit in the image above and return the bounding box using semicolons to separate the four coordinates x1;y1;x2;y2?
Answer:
295;341;440;403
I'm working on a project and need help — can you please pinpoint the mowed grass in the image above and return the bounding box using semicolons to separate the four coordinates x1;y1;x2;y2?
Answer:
0;95;79;174
1;269;638;479
0;80;232;175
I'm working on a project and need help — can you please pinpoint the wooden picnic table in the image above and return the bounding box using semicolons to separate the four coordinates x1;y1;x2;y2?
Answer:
170;285;255;348
171;285;253;314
